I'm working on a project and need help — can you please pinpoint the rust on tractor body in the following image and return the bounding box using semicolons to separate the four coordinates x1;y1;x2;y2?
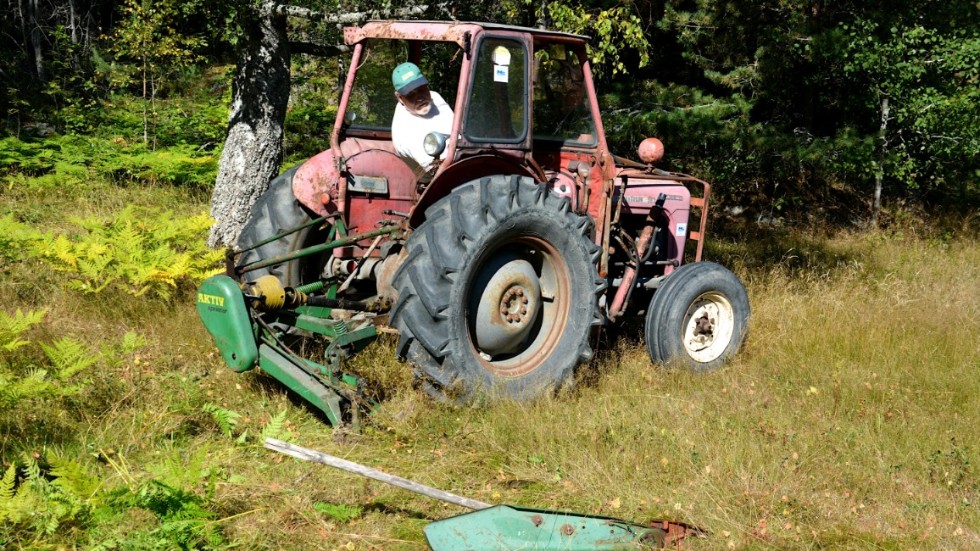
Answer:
290;19;718;304
345;21;588;47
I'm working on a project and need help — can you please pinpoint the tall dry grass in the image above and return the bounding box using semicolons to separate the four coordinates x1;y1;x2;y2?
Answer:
199;231;978;549
2;174;977;549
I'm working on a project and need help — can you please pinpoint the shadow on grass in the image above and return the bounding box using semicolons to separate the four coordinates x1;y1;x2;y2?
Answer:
244;370;340;427
704;217;868;281
362;501;436;521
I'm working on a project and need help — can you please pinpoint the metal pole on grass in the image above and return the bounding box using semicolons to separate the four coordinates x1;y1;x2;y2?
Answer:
263;438;492;511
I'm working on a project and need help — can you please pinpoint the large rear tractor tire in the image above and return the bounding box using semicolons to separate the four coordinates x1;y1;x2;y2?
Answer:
235;164;329;286
390;175;605;401
645;262;749;371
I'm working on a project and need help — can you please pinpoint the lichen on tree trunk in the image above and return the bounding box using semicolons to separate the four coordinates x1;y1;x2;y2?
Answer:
208;1;290;249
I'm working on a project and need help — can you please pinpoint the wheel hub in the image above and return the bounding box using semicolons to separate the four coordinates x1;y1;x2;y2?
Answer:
473;258;541;356
499;287;530;324
682;293;734;363
693;313;713;336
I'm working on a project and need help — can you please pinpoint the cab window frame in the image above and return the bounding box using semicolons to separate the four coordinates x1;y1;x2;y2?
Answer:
461;34;530;145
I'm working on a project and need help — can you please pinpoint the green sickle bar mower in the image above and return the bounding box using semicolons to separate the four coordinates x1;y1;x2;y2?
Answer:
196;216;396;428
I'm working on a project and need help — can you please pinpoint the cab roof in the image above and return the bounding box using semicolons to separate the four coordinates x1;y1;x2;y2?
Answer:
344;20;590;47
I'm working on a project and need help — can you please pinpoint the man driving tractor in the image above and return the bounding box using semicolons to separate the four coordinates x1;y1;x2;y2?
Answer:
391;62;454;170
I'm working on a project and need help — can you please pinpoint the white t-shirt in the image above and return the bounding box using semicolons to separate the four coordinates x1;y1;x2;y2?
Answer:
392;91;454;170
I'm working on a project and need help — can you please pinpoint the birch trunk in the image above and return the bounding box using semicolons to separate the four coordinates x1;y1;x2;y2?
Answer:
208;1;291;248
29;0;46;82
872;96;889;228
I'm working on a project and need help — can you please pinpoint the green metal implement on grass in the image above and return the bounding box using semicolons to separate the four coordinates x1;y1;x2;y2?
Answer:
424;505;676;550
195;219;393;426
264;438;703;549
196;274;373;426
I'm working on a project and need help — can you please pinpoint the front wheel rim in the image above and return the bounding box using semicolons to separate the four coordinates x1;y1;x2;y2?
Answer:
681;291;735;363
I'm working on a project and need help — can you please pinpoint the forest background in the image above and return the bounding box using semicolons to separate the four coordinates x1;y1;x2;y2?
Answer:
4;0;979;219
0;0;978;549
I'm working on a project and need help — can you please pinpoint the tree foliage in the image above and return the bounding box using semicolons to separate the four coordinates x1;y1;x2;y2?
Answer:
631;0;980;214
0;0;976;222
837;19;980;194
109;0;208;144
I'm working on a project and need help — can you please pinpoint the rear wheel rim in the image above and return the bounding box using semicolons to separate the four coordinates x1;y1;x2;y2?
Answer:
468;236;570;377
681;291;734;363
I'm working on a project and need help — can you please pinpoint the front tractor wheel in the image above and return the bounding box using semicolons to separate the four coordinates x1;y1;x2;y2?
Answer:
391;175;604;401
645;262;750;371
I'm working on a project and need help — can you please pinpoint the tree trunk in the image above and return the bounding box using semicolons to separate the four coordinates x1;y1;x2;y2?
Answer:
871;96;889;228
29;0;46;82
69;0;78;44
141;53;148;144
208;1;290;249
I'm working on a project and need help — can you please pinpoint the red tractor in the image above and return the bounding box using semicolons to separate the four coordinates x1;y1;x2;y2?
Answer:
197;21;749;423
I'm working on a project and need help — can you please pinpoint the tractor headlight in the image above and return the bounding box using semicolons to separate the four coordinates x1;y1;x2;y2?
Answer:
423;132;448;157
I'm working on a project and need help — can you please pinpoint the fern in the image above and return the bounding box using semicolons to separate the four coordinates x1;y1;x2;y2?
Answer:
49;454;103;501
1;337;101;406
0;310;144;410
27;207;223;300
0;215;43;261
0;449;225;546
118;331;148;356
202;403;241;438
47;233;80;270
259;409;291;441
2;135;218;188
313;501;363;524
40;337;99;381
0;308;46;351
99;330;149;371
141;448;227;541
0;454;104;536
1;446;226;547
1;369;56;407
0;463;15;501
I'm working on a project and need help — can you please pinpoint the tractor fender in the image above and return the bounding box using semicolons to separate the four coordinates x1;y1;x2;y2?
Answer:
293;139;398;217
292;149;340;217
409;155;536;228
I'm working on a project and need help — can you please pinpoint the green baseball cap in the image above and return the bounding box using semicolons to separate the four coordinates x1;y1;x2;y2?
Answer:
392;62;428;95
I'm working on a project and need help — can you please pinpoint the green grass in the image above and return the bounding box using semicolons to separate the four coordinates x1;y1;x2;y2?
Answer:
1;147;978;549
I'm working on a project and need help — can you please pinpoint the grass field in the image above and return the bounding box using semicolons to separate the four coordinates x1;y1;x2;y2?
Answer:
1;165;977;549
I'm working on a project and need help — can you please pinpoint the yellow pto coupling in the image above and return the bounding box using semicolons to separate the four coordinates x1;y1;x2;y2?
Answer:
242;275;307;311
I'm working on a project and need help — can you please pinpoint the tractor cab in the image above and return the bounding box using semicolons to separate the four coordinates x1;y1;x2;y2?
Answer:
290;22;609;234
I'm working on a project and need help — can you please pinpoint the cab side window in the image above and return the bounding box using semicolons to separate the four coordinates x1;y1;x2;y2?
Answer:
533;44;596;145
347;40;405;131
345;40;463;133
